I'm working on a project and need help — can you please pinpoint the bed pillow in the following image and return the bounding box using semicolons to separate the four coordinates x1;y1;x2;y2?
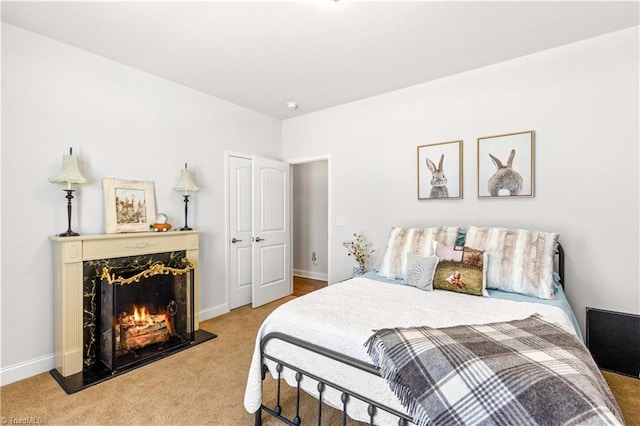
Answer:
464;226;559;299
377;227;460;280
433;243;488;297
455;228;467;246
403;254;439;291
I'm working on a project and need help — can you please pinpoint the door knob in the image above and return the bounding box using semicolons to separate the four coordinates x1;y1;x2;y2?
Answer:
231;238;242;243
254;237;265;242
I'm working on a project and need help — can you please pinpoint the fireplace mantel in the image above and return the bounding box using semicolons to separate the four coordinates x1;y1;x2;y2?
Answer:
50;231;200;377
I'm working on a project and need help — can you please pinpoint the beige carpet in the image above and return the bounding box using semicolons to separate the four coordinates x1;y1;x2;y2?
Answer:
602;371;640;425
1;297;638;425
0;297;355;426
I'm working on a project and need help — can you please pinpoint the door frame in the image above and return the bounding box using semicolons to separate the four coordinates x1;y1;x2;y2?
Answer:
286;154;332;287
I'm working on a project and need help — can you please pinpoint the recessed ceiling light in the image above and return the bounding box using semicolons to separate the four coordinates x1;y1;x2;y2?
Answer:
286;101;298;110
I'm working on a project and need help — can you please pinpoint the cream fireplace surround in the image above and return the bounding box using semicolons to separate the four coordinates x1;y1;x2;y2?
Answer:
50;231;199;378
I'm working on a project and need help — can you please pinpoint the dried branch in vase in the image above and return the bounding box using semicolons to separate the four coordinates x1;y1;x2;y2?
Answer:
343;233;374;270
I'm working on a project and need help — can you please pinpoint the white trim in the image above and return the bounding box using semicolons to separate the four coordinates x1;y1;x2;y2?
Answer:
293;270;328;282
0;353;55;386
225;150;252;161
199;303;229;322
285;155;330;165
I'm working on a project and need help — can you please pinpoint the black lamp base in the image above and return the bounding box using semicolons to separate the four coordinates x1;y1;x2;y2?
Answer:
179;195;193;231
58;230;80;237
58;189;80;237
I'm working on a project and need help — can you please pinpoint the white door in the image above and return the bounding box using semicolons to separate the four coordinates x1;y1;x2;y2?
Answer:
252;156;291;308
228;156;253;309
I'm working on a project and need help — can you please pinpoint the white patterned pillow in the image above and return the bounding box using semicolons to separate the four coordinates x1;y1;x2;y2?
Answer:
377;227;460;280
464;226;559;299
403;254;439;291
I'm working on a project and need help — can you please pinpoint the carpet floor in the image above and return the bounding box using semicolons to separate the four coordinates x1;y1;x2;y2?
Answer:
1;296;638;425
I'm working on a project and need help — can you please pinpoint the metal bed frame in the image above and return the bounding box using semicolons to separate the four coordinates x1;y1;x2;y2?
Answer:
255;244;565;425
256;333;412;426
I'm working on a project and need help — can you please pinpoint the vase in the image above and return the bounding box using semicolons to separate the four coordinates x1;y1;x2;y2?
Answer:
352;265;365;277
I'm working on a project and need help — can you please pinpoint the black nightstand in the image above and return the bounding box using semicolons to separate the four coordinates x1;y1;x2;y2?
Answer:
586;307;640;379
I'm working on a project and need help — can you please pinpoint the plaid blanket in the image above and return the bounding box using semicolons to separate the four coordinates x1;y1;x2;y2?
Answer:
365;314;623;426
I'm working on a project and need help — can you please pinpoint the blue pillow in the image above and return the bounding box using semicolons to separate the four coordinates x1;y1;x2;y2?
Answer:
455;228;467;246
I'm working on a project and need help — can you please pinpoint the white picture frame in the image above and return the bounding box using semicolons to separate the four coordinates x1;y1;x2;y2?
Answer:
103;178;156;233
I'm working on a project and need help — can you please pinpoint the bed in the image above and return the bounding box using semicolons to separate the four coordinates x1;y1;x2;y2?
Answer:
244;227;623;425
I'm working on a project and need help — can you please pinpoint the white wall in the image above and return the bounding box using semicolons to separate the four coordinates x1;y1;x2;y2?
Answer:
282;27;640;336
2;21;638;386
1;24;282;383
292;161;328;280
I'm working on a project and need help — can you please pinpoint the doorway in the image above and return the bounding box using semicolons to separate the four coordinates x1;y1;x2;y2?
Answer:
292;160;329;284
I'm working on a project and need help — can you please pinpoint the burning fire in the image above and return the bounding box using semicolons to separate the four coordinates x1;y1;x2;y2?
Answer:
132;305;154;325
115;304;173;352
127;305;172;334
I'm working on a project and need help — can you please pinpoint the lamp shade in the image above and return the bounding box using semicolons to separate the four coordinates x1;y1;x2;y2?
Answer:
49;149;87;189
173;166;199;195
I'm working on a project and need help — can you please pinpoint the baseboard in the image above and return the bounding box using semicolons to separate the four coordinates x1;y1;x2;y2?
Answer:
0;353;56;386
1;305;230;386
198;303;229;322
293;269;328;281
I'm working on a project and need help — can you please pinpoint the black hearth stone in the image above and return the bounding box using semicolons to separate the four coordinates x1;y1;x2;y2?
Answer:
50;330;216;394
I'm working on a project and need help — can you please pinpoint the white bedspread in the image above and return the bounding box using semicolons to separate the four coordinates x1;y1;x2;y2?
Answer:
244;277;577;424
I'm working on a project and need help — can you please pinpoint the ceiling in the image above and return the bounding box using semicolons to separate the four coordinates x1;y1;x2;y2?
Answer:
2;1;638;119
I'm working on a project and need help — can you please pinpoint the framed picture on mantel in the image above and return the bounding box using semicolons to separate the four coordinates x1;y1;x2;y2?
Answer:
103;178;156;233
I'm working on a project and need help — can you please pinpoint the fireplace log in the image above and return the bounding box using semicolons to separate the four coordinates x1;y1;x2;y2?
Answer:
118;329;170;353
123;317;168;338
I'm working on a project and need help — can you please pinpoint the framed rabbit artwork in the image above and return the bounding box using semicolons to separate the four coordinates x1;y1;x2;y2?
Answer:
477;130;535;198
417;140;463;200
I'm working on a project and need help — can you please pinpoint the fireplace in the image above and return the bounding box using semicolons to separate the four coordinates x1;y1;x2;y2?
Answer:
99;256;194;371
50;231;215;393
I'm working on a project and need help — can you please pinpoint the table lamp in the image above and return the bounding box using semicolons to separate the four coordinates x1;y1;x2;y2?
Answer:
49;147;88;236
173;163;199;231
